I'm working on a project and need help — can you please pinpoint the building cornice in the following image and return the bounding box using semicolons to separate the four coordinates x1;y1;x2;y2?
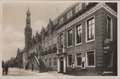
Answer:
57;3;117;34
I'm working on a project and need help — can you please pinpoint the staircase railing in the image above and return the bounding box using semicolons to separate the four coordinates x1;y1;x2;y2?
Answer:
34;56;40;65
33;55;48;72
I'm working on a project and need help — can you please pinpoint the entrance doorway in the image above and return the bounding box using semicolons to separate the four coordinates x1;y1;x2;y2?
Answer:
104;51;113;71
60;57;64;73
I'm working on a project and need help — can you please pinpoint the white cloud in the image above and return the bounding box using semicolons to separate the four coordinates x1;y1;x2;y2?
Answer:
3;26;24;43
32;20;47;35
3;26;25;61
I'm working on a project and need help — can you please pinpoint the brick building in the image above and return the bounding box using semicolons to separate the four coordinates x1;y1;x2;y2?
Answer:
22;2;117;75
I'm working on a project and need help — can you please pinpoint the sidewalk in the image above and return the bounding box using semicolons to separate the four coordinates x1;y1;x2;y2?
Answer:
2;68;65;76
3;68;103;76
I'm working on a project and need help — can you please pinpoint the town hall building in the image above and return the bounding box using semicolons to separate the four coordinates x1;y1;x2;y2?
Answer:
21;2;117;75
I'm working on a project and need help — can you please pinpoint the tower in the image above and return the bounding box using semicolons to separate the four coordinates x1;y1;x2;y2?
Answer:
24;7;32;48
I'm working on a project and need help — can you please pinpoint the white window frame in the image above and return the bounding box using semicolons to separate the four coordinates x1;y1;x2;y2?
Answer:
106;14;113;41
75;23;82;46
67;28;73;48
86;50;95;67
75;53;82;67
86;15;95;43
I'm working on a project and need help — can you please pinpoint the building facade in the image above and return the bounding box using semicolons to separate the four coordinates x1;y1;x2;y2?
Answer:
22;2;117;75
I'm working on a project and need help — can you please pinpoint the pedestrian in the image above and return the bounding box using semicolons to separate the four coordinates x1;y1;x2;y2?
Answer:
2;61;5;75
4;63;9;75
32;63;34;71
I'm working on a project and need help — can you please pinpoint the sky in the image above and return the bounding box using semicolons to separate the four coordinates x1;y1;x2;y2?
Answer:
2;1;75;61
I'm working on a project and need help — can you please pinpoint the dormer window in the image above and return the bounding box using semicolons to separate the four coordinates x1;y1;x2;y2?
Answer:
75;3;82;13
59;17;63;25
67;10;72;19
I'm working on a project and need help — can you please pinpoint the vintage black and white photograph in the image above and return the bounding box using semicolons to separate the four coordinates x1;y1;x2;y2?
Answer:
2;1;118;77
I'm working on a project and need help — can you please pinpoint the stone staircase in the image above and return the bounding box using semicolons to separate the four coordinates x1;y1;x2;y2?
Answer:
33;55;48;72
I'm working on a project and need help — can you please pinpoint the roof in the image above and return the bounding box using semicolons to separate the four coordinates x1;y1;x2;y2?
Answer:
52;3;78;25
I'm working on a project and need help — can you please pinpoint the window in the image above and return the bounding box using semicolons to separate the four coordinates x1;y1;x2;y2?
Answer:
106;15;112;40
45;58;47;62
53;44;57;52
59;17;63;25
45;47;47;54
53;57;57;66
60;33;63;48
75;3;82;13
68;55;72;66
49;58;52;66
67;10;72;19
76;24;82;44
68;29;73;47
87;51;95;66
86;17;95;41
45;58;47;65
76;53;82;66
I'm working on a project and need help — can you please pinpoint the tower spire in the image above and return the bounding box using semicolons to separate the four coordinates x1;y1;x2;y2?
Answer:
26;4;31;26
27;3;30;12
25;4;32;49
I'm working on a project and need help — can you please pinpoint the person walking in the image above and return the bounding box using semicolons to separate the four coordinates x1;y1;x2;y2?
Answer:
2;61;5;75
4;63;9;75
32;63;34;71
